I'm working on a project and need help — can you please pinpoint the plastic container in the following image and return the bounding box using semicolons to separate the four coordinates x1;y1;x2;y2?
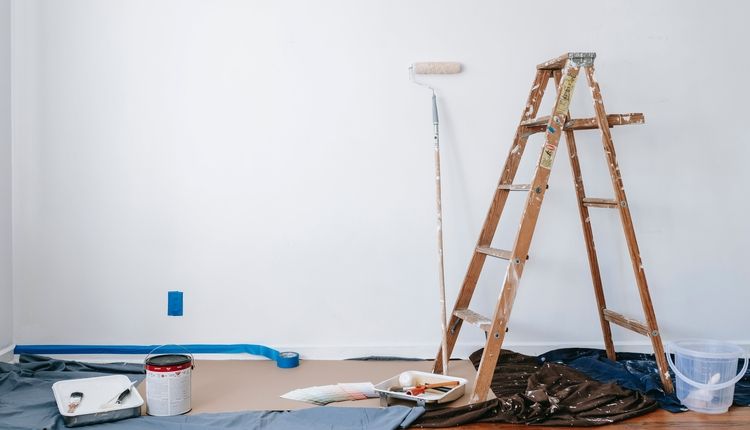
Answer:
667;340;748;414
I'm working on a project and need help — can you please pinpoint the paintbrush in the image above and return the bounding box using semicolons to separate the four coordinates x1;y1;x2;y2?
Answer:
99;380;137;409
67;392;83;413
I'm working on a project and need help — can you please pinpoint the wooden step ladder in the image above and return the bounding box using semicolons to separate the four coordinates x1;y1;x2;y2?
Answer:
433;52;674;403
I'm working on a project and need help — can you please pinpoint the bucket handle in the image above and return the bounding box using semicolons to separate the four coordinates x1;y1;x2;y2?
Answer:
145;344;195;369
666;343;748;391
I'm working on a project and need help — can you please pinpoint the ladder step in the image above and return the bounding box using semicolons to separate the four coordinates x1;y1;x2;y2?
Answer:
454;308;492;332
603;309;650;336
520;113;645;136
498;184;531;191
582;198;619;208
519;116;550;128
537;53;570;70
476;246;511;260
567;113;644;130
537;52;596;70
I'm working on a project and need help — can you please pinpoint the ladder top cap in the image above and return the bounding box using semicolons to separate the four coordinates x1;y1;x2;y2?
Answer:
538;52;596;70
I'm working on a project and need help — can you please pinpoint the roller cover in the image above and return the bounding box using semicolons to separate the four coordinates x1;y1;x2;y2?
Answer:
413;62;462;74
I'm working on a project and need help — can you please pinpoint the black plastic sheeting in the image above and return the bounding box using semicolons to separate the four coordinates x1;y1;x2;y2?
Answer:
540;348;750;413
416;347;750;427
414;350;657;427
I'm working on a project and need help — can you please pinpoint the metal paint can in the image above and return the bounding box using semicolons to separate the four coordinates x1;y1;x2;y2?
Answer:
144;351;193;416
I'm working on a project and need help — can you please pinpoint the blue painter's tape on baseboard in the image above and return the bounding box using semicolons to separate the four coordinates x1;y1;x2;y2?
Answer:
168;291;183;316
13;344;300;368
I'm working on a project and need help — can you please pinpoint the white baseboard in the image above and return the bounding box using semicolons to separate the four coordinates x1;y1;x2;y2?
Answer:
8;342;481;363
274;340;749;360
11;341;750;363
0;344;15;362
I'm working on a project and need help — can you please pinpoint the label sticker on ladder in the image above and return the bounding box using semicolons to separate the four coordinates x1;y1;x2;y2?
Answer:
540;143;556;169
540;114;564;169
555;74;578;115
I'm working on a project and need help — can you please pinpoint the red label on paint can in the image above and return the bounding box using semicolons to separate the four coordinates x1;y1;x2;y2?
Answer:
145;361;192;372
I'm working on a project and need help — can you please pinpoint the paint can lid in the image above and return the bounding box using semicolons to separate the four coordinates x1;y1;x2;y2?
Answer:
145;354;192;367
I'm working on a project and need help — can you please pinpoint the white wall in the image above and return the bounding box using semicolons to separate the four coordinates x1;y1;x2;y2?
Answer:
11;0;750;358
0;0;11;360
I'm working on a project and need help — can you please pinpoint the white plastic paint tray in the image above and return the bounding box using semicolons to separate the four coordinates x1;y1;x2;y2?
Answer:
374;371;466;407
52;375;143;427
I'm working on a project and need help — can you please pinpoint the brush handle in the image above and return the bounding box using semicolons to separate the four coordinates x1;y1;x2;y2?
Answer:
115;387;131;404
100;381;137;409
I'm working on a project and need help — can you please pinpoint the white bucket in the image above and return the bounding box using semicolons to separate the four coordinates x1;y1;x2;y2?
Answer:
667;340;748;414
144;346;194;416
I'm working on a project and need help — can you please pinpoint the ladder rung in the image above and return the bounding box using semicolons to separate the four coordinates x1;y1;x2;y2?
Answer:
476;246;511;260
454;308;492;332
498;184;531;191
603;309;650;336
582;198;619;208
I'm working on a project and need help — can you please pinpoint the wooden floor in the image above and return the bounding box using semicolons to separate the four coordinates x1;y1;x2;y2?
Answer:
459;407;750;429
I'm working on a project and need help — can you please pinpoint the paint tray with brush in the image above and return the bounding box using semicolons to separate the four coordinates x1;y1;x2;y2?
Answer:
52;375;143;427
374;371;466;407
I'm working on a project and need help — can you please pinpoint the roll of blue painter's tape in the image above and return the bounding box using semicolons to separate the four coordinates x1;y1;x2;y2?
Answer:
277;351;300;368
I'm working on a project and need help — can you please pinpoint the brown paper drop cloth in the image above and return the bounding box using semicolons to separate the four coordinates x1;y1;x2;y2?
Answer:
135;357;492;413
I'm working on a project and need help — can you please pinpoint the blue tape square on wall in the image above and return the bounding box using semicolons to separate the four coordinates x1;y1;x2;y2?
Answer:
168;291;184;316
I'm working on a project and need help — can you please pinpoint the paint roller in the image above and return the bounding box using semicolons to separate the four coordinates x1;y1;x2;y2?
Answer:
409;62;462;376
410;62;463;125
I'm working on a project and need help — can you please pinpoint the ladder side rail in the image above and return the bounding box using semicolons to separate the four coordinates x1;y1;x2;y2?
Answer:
433;69;552;374
553;69;617;361
470;64;583;403
584;66;674;394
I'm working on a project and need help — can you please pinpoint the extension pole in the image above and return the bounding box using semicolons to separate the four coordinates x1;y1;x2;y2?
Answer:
410;61;461;376
432;92;449;376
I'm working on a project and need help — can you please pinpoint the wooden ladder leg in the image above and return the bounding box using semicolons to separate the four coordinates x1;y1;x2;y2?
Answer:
553;70;616;361
433;69;552;374
470;65;582;402
584;66;674;394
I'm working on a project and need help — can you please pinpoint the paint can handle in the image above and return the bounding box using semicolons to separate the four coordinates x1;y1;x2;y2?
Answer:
144;344;195;368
